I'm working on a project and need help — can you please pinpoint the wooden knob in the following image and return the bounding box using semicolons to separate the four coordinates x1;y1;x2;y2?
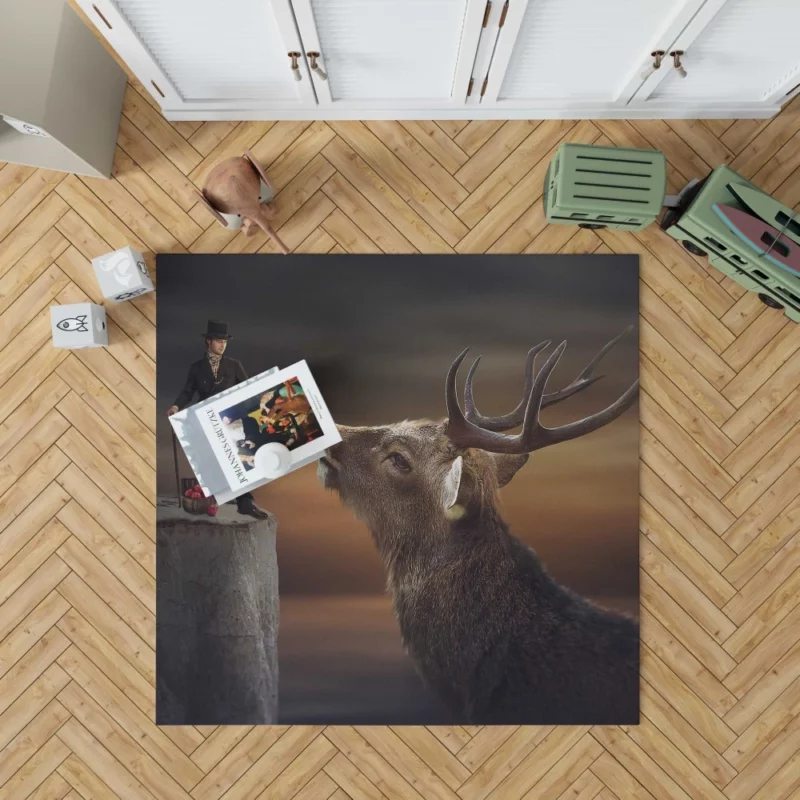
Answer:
307;52;327;81
640;50;664;81
670;51;687;79
288;52;302;81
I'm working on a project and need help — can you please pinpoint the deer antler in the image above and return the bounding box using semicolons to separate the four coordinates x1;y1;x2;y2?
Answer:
463;326;634;432
445;333;638;455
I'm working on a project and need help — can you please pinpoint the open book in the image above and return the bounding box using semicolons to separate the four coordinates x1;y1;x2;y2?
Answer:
169;360;340;503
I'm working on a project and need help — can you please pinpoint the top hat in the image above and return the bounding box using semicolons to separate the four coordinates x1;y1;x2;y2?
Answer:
202;320;232;340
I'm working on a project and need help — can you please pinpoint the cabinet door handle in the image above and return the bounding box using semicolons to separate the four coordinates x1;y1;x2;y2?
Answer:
640;50;665;81
92;4;113;29
288;52;302;81
670;50;687;78
307;52;328;81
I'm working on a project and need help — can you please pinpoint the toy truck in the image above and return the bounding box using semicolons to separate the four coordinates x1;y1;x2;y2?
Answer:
545;143;800;322
660;165;800;322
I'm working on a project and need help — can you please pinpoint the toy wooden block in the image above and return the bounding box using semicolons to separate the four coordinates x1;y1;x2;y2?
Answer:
50;302;108;348
92;246;154;301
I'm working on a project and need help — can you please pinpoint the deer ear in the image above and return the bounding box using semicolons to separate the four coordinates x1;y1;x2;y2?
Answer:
441;456;463;510
493;453;529;488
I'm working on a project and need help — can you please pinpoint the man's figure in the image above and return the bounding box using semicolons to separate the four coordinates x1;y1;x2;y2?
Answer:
167;320;269;519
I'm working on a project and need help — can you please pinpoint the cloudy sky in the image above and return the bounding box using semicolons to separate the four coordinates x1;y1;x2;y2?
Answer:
157;253;639;723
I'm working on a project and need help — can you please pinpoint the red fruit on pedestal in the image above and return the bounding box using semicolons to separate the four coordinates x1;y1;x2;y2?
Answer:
192;490;204;499
207;504;219;516
184;489;194;498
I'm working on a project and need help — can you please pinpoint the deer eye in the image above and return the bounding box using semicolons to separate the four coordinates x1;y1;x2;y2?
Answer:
386;452;411;472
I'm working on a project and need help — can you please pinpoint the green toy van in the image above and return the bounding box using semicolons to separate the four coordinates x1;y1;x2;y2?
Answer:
660;165;800;322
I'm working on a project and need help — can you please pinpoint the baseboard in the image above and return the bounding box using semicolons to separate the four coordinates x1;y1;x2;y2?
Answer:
163;104;780;122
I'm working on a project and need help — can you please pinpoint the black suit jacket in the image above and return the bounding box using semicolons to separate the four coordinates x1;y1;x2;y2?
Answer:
173;356;248;409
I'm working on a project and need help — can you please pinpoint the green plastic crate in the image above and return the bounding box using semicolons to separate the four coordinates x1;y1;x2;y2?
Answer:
661;164;800;323
544;143;667;231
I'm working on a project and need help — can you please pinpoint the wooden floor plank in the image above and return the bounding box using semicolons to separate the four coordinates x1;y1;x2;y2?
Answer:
0;229;69;317
364;121;469;210
329;121;468;246
0;163;37;206
121;86;202;175
454;120;581;231
56;571;154;684
116;115;202;212
321;174;414;253
0;674;70;759
57;681;191;800
641;534;736;646
400;121;469;175
640;500;736;608
0;732;71;800
322;138;450;253
454;121;538;192
0;170;65;243
638;680;737;790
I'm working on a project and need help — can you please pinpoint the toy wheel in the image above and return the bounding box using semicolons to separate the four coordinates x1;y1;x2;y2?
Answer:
758;293;784;310
578;223;606;230
682;240;707;257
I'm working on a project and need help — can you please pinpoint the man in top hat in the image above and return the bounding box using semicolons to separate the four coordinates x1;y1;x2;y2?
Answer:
167;320;269;519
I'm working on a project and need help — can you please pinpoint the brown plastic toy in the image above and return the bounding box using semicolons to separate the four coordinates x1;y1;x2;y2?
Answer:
196;149;289;254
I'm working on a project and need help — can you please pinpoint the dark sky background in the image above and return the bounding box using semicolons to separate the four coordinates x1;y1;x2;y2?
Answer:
157;254;639;723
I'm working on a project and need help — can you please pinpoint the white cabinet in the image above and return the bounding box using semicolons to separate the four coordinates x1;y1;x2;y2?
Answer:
80;0;316;110
479;0;708;108
290;0;486;108
632;0;800;109
76;0;800;120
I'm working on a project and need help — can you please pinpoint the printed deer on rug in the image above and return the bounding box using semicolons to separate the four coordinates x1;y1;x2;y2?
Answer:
318;329;640;724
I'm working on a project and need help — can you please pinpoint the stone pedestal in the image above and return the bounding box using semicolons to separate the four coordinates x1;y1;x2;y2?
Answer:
156;498;279;724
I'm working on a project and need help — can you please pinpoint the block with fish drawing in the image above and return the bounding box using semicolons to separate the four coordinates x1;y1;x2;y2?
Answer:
91;246;154;302
50;303;108;349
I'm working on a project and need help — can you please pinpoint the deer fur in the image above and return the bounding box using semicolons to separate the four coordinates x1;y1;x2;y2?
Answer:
318;340;639;724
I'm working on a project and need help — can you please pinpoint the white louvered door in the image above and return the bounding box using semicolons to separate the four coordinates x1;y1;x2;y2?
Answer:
481;0;709;109
74;0;793;118
289;0;487;108
75;0;316;111
632;0;800;107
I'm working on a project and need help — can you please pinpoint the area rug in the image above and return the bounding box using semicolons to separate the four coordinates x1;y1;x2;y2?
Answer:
155;254;640;725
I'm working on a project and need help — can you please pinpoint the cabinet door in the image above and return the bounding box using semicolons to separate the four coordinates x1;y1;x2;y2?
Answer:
480;0;707;109
290;0;486;108
77;0;316;111
634;0;800;107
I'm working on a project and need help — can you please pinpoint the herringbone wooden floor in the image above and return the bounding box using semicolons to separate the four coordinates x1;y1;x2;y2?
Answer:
2;68;800;799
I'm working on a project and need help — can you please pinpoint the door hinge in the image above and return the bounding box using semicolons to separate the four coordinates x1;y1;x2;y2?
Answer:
480;76;488;97
482;0;492;27
467;77;474;97
499;0;509;27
